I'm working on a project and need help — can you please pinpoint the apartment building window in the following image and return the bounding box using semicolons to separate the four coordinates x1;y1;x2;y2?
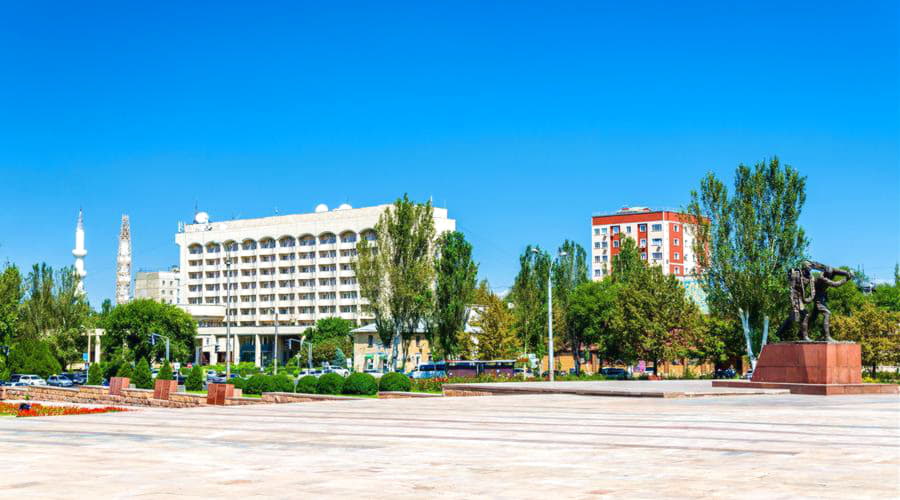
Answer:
651;238;663;246
319;278;336;286
189;260;201;267
340;305;357;313
651;224;662;231
594;269;602;277
261;255;276;262
225;242;238;252
626;225;632;234
188;297;200;304
341;277;357;285
189;246;202;255
594;256;602;263
242;241;257;250
602;255;608;262
368;335;374;348
340;249;357;257
319;305;336;313
641;253;647;260
613;240;620;248
601;227;607;234
652;252;663;260
319;292;336;300
638;224;647;232
673;238;680;246
594;242;601;249
640;238;647;247
674;266;681;274
320;264;337;272
673;225;680;232
340;291;358;299
341;234;357;243
593;228;600;235
319;250;337;258
612;226;620;234
674;252;680;260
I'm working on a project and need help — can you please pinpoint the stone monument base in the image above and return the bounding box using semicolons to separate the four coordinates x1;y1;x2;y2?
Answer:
712;342;898;395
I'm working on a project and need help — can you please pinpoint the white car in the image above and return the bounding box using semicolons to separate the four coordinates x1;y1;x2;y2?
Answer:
322;367;350;377
10;374;47;386
299;369;323;378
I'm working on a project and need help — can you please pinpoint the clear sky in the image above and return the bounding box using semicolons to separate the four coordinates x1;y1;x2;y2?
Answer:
1;1;897;306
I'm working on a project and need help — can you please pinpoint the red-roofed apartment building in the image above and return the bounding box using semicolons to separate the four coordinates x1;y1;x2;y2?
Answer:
590;206;701;281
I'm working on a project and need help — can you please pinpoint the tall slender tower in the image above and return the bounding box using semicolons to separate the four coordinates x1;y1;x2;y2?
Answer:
116;214;132;305
72;209;87;294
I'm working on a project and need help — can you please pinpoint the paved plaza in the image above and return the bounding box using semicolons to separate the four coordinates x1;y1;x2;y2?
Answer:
1;391;898;498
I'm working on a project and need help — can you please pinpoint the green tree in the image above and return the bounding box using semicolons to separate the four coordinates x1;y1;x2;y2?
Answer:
822;267;869;317
87;362;103;385
18;264;90;369
695;314;743;367
157;359;174;380
686;157;808;368
871;266;900;312
309;337;350;366
612;265;700;375
510;246;550;358
430;231;478;358
332;347;347;368
552;240;589;373
116;362;133;379
185;365;203;391
566;279;622;368
355;194;436;370
304;317;353;344
611;236;644;283
133;358;153;389
833;302;900;374
7;339;62;378
0;264;22;375
103;299;197;363
471;281;517;360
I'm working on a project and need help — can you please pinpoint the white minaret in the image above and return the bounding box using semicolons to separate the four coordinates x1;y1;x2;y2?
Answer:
72;209;87;294
116;214;132;305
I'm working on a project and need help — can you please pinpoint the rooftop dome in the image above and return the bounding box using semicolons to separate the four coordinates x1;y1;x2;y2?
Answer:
314;203;329;213
194;211;209;224
334;203;352;211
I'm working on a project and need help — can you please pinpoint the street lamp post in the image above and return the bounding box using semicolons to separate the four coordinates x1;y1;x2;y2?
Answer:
287;338;312;372
532;248;567;382
150;333;171;362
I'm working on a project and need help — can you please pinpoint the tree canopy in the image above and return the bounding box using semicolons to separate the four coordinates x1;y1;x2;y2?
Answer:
833;302;900;373
103;299;197;363
551;240;589;373
509;246;550;358
431;231;478;358
470;281;516;360
354;194;436;370
566;279;622;366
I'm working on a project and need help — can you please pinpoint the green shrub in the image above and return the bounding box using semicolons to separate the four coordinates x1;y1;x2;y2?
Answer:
379;372;411;392
157;359;174;380
316;373;345;394
231;376;245;390
243;374;268;395
133;358;153;389
272;374;295;393
7;339;61;379
116;363;133;379
342;372;377;395
185;365;203;391
295;375;318;394
87;363;103;385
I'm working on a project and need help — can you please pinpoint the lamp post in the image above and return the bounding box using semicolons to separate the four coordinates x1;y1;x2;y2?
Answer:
532;248;567;382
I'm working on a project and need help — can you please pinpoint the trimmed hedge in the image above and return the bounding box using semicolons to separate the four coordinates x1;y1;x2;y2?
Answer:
379;372;411;392
295;375;318;394
342;372;377;395
272;374;295;393
185;366;204;391
316;373;345;394
157;360;174;380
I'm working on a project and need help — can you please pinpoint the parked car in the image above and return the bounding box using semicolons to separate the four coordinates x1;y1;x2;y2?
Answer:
299;369;323;378
10;374;47;386
205;370;218;380
62;372;87;385
714;368;737;379
599;367;630;380
321;366;350;377
47;375;74;387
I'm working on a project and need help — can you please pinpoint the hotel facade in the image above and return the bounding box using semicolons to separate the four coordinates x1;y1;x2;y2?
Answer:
175;203;456;367
590;207;699;280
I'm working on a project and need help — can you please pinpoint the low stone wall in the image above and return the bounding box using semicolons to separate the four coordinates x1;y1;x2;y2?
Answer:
378;391;443;399
261;392;363;403
443;389;494;397
0;385;209;408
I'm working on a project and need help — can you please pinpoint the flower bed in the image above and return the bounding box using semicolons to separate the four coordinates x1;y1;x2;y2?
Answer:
0;402;129;418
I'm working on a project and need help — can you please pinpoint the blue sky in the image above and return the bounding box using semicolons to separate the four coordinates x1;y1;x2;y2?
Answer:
1;1;897;306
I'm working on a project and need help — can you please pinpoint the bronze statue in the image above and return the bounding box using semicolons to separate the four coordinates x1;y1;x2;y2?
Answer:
775;261;815;340
804;264;853;342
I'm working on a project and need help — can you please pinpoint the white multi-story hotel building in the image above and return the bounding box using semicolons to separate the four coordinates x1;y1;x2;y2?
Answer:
590;207;700;280
175;203;456;366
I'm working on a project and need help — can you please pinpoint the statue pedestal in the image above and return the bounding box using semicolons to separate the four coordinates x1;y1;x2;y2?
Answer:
713;342;898;395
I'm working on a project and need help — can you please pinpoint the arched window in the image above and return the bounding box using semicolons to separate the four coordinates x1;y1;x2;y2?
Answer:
242;239;257;251
339;231;357;243
279;236;296;248
206;242;221;253
298;234;316;247
319;232;337;244
188;243;203;255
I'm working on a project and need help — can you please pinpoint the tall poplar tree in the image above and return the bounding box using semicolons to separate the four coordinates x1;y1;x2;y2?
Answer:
510;246;550;359
431;231;478;358
354;194;436;371
551;240;589;373
686;157;807;366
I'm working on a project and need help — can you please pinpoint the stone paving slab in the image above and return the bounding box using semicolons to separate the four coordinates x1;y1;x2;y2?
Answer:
0;393;897;498
445;379;790;397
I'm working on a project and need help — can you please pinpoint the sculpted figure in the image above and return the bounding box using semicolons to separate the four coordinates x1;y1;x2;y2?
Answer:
803;264;853;342
775;261;814;340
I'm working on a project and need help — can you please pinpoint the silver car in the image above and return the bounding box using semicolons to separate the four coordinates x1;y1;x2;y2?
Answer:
10;374;47;386
47;375;74;387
